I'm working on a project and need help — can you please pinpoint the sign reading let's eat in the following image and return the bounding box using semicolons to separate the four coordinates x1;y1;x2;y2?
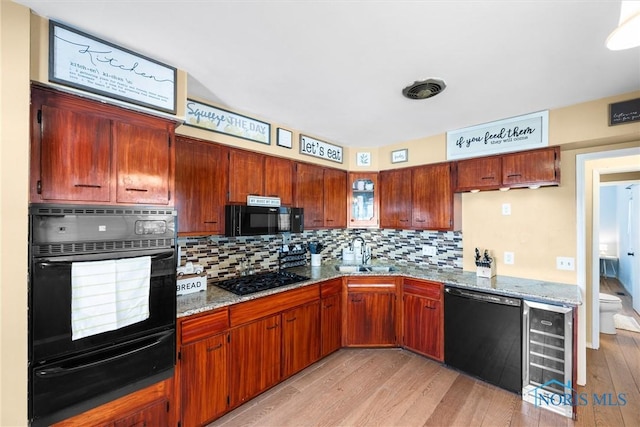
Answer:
299;135;343;163
446;110;549;160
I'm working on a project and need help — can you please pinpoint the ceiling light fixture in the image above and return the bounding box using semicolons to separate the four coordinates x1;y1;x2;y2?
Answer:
402;78;446;100
606;1;640;50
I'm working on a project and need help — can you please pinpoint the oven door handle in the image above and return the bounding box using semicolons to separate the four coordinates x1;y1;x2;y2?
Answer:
34;331;173;378
35;249;175;265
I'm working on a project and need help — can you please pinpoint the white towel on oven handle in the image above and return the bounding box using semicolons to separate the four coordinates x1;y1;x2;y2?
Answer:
71;256;151;341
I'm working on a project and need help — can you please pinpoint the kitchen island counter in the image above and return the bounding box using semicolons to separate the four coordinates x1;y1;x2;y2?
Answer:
177;262;581;318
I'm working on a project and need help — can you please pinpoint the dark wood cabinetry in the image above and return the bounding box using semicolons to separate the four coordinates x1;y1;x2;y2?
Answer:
228;149;293;205
323;167;347;228
320;278;342;357
411;162;461;231
379;168;412;229
454;146;560;192
282;301;321;378
402;278;444;361
229;314;282;407
175;136;229;236
30;85;175;206
180;333;229;426
344;277;399;347
294;162;346;229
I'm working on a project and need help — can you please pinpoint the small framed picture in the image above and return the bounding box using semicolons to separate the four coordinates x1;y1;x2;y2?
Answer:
391;149;408;163
356;152;371;166
277;128;293;148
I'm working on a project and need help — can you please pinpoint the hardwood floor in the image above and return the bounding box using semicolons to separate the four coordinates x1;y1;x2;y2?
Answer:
208;278;640;427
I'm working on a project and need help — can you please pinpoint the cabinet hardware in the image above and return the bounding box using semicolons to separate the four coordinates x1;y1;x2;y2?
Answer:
414;219;426;223
507;173;521;178
286;317;297;322
207;343;223;352
37;180;42;194
351;298;363;303
37;109;42;124
481;176;495;180
204;221;218;224
266;324;279;330
125;188;149;192
424;305;436;310
324;304;334;308
74;184;102;188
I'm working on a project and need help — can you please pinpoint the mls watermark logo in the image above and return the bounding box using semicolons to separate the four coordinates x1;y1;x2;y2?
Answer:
528;379;627;408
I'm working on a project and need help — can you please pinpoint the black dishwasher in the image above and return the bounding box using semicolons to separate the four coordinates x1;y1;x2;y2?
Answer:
444;287;522;393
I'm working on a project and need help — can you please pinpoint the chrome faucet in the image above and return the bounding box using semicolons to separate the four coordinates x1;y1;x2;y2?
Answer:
351;236;371;265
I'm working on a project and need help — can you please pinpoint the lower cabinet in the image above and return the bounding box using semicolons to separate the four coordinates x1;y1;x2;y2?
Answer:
180;333;229;427
229;314;282;407
402;278;444;361
344;277;399;347
282;301;321;378
320;278;342;357
113;399;169;427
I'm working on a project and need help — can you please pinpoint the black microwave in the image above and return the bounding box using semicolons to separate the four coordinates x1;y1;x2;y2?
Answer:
225;205;304;237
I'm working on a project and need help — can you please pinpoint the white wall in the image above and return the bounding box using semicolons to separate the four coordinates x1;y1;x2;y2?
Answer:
599;186;618;258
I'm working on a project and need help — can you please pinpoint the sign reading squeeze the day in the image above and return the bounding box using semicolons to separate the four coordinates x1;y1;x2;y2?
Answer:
49;21;177;114
185;99;271;145
446;111;549;160
299;135;343;163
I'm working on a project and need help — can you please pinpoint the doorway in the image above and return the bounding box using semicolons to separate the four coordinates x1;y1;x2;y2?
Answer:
576;146;640;385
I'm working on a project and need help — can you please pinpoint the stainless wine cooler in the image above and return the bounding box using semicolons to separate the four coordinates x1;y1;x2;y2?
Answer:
522;300;574;418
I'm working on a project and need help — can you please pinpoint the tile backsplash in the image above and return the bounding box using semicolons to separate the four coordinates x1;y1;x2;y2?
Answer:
179;229;462;280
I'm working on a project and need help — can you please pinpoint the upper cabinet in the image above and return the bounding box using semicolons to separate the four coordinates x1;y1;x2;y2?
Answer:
228;149;293;206
347;173;379;228
175;136;229;236
454;147;560;192
30;85;175;206
294;162;346;229
412;163;461;231
379;168;412;229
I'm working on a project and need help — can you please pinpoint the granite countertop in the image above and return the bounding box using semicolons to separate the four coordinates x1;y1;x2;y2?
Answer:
177;261;581;318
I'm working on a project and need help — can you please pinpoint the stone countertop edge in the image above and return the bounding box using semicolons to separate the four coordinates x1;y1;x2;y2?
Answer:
177;262;582;318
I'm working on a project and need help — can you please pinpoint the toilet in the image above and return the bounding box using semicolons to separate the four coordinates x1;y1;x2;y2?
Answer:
599;293;623;334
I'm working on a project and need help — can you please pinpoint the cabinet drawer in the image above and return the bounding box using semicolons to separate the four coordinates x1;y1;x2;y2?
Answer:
180;308;229;345
345;276;397;293
403;278;442;300
230;285;320;327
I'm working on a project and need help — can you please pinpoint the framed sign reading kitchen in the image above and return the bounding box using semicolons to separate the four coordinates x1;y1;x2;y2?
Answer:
49;21;177;114
185;99;271;145
446;110;549;160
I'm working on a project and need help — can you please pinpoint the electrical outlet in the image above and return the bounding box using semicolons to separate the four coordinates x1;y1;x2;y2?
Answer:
504;251;515;265
556;256;575;271
502;203;511;215
422;246;437;256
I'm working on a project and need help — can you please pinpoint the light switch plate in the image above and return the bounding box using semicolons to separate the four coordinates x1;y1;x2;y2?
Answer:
502;203;511;215
504;251;515;265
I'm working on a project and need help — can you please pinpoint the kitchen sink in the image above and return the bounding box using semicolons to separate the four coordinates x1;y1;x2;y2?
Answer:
334;265;397;273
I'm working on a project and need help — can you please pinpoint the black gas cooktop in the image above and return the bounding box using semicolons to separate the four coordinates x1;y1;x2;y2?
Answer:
214;271;310;296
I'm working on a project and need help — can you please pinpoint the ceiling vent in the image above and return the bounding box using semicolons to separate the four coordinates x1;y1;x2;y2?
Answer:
402;78;446;100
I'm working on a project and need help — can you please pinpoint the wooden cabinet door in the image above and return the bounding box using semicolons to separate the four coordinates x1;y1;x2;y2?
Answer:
320;293;342;357
228;149;265;203
113;399;169;427
282;301;321;378
501;147;560;188
346;292;396;346
403;294;443;361
411;163;457;230
37;104;112;202
379;168;411;229
229;314;281;407
455;156;502;192
114;121;172;205
294;162;325;229
175;137;228;235
323;168;347;228
180;333;229;426
264;156;293;205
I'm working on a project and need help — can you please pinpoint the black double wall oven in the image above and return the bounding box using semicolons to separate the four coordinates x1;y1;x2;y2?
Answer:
28;204;178;426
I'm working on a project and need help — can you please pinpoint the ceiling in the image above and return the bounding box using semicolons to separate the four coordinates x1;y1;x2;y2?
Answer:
14;0;640;148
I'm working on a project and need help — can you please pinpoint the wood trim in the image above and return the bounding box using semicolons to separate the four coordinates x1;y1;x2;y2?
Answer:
179;307;229;345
